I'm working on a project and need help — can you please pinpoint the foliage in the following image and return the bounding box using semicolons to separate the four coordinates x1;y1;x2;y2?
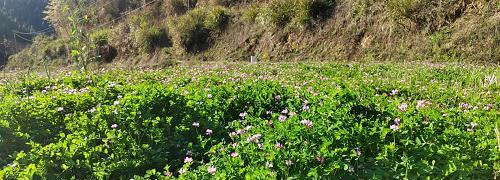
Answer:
6;35;67;69
134;27;171;54
168;7;228;53
0;62;498;179
251;0;335;27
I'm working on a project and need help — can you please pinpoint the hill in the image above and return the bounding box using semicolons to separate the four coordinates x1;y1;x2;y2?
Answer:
4;0;500;69
0;0;52;67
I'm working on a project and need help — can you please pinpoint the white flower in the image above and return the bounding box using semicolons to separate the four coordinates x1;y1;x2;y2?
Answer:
57;107;64;112
192;122;200;127
207;166;216;174
111;124;118;129
205;129;213;136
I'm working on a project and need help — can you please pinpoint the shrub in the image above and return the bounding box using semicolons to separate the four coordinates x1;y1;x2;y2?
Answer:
386;0;471;32
204;7;229;30
165;0;198;16
90;29;112;46
168;7;229;53
134;27;171;53
253;0;335;27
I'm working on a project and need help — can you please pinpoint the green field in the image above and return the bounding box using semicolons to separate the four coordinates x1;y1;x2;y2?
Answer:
0;62;499;179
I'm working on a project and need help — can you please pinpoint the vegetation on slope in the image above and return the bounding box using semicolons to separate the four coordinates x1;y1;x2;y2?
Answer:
4;0;499;69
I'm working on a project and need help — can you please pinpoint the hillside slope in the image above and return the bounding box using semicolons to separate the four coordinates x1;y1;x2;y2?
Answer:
6;0;500;69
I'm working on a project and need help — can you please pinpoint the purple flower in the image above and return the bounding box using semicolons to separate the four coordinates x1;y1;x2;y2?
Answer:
236;129;245;135
300;120;313;128
207;166;216;174
281;108;289;114
302;105;310;111
247;134;262;142
111;124;118;129
278;115;287;122
416;100;427;108
483;103;493;110
275;143;283;149
394;118;401;125
459;103;472;109
239;112;247;119
274;95;281;101
184;157;193;163
354;148;361;156
390;124;399;131
398;103;408;112
229;132;237;137
230;152;238;158
390;89;399;96
206;129;213;136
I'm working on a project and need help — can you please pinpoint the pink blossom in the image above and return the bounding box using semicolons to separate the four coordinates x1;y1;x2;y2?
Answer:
483;103;493;110
207;166;216;174
278;115;287;122
416;100;425;108
184;157;193;163
354;148;361;156
459;103;472;109
230;152;238;158
275;143;283;149
239;112;247;119
247;134;262;142
281;108;289;114
390;89;399;96
390;124;399;131
398;103;408;112
229;132;237;137
300;120;313;128
236;129;245;135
